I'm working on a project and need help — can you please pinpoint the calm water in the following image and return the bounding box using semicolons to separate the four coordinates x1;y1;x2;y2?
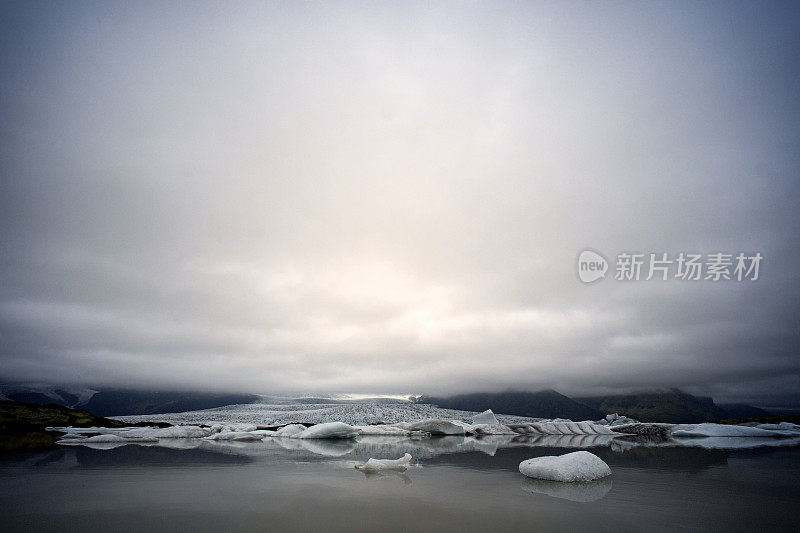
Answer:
1;437;799;532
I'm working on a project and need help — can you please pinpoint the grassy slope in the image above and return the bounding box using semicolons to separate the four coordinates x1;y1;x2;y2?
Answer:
0;401;130;453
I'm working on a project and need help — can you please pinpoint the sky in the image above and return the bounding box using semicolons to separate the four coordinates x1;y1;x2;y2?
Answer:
1;1;799;406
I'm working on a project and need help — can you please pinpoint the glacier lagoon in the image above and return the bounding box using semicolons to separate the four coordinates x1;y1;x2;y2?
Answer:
2;402;799;532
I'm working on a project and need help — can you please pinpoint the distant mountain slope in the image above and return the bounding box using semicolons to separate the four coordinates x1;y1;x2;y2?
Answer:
415;390;603;420
576;390;729;423
83;390;260;416
718;403;768;419
1;385;259;416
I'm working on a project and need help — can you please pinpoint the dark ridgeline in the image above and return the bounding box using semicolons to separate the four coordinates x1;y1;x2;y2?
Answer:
2;386;259;416
415;390;603;420
576;389;729;423
417;388;771;423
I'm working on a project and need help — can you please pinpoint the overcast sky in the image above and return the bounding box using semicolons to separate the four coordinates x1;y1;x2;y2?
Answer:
1;1;798;405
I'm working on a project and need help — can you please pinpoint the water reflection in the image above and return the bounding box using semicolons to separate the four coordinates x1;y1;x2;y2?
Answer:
520;477;613;502
357;469;413;485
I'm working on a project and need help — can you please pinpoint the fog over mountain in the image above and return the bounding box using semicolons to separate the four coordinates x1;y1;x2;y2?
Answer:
1;2;799;406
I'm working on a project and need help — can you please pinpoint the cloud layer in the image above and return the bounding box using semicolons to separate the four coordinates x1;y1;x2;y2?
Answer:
1;2;799;404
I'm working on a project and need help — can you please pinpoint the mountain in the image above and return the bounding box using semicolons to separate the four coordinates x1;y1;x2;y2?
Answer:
576;389;729;423
1;385;258;416
0;400;130;453
415;390;604;420
718;403;769;419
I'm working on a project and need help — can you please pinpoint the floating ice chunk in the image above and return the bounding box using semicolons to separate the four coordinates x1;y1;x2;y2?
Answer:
203;431;264;441
448;420;477;433
298;422;361;439
755;422;800;431
508;421;617;436
355;453;412;472
57;433;86;441
250;429;277;437
672;436;800;449
472;409;499;425
59;434;158;444
471;423;516;435
275;424;308;437
355;425;410;436
407;419;466;435
125;426;212;439
672;423;795;438
519;451;611;482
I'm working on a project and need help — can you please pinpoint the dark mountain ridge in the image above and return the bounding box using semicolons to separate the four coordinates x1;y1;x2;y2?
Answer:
415;390;604;420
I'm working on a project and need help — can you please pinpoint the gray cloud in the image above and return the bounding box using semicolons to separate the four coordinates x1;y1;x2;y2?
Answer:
1;1;798;404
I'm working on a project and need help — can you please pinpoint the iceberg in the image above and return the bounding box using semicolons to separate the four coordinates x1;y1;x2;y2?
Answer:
203;431;264;441
472;409;499;425
755;422;800;431
407;419;466;435
355;425;410;436
355;453;413;472
471;423;517;435
58;434;158;444
519;451;612;482
672;423;796;438
508;421;617;435
297;422;361;439
275;424;308;437
123;425;212;439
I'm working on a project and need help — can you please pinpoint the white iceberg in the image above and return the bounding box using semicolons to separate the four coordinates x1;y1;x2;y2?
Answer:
355;425;410;436
355;453;413;472
672;423;796;438
298;439;357;456
755;422;800;431
407;419;466;435
519;451;612;482
203;431;264;441
472;409;499;425
123;425;212;439
59;434;158;444
298;422;361;439
472;423;517;435
275;424;308;437
508;421;617;435
250;429;277;437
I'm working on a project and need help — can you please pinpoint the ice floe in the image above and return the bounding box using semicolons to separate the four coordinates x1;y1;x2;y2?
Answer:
204;431;264;441
355;425;410;436
297;422;361;439
508;420;617;436
275;424;308;437
122;425;212;439
355;453;413;472
58;434;158;444
672;423;797;438
472;409;499;425
519;451;611;482
406;419;466;435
